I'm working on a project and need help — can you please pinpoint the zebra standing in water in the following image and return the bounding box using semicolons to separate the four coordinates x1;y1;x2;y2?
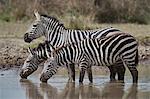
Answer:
23;34;138;83
21;11;126;82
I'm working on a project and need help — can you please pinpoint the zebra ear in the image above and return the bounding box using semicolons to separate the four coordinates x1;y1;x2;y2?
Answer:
34;10;40;20
28;47;34;55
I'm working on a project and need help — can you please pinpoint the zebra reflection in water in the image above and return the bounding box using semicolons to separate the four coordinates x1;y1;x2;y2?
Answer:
20;80;137;99
20;79;58;99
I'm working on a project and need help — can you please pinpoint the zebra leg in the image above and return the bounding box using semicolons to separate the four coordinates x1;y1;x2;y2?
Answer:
79;60;88;83
122;51;138;83
127;66;138;83
20;66;38;79
67;65;72;82
108;66;116;81
117;64;126;82
68;63;75;82
113;61;126;82
40;59;58;83
87;67;93;83
79;68;86;84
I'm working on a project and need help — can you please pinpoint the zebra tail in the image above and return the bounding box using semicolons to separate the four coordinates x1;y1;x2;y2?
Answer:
135;49;139;66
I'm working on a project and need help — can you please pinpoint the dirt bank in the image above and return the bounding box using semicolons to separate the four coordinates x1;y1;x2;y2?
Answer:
0;39;150;70
0;39;28;69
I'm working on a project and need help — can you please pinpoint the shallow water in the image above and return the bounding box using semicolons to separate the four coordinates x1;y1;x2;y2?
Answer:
0;64;150;99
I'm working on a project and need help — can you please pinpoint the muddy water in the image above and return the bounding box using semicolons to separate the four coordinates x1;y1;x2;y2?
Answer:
0;64;150;99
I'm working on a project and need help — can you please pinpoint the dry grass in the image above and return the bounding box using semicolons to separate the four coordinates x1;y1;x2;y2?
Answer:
0;21;30;38
0;21;149;39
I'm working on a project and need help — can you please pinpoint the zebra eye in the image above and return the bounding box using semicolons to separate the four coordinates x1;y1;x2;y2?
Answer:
48;65;51;67
33;24;37;27
26;60;31;63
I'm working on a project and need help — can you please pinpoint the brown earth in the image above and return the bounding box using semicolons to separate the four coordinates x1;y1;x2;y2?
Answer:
0;39;28;70
0;38;150;70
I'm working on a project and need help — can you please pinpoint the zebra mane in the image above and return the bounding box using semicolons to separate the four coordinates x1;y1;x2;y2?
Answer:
52;42;76;52
39;41;70;56
32;42;46;52
41;14;59;23
41;14;65;28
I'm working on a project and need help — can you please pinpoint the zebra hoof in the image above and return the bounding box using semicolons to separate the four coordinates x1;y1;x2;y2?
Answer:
20;72;28;79
40;77;48;83
110;78;117;83
89;82;93;86
68;78;75;83
117;80;124;83
79;81;83;85
19;78;30;83
40;79;48;83
21;77;27;79
41;81;47;83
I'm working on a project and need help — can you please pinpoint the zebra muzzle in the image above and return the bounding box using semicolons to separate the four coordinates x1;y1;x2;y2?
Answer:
20;68;31;79
20;70;28;79
24;33;32;43
40;73;49;83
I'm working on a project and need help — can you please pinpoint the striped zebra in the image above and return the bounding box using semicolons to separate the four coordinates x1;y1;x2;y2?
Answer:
20;42;93;82
23;34;139;83
21;11;126;81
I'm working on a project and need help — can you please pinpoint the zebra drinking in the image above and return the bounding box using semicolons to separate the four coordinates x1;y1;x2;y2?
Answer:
23;34;139;83
21;11;127;81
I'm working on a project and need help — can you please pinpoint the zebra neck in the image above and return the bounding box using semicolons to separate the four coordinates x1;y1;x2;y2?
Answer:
47;26;67;48
62;29;90;44
54;42;82;66
33;43;49;60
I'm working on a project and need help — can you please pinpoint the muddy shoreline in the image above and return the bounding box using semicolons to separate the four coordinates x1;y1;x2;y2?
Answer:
0;39;150;70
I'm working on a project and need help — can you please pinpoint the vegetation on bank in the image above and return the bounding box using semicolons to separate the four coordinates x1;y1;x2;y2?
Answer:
0;0;150;24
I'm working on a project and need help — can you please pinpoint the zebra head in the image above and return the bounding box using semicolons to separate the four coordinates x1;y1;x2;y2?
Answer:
40;57;58;83
20;47;44;79
24;11;47;43
24;11;65;43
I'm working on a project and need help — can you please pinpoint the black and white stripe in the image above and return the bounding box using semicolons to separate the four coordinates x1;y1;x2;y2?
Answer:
20;43;48;79
24;14;121;47
23;13;125;81
26;34;138;83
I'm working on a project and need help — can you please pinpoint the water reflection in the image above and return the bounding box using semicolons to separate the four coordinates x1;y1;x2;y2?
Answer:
101;82;125;99
59;82;101;99
59;82;77;99
1;65;150;99
124;84;138;99
39;82;58;99
20;79;43;99
20;79;58;99
20;80;138;99
101;82;138;99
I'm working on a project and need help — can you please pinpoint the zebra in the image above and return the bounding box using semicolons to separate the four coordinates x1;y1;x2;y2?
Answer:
20;42;92;82
23;33;139;83
21;11;126;81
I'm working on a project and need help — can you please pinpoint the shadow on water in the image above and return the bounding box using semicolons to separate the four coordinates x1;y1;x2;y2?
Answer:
0;64;150;99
